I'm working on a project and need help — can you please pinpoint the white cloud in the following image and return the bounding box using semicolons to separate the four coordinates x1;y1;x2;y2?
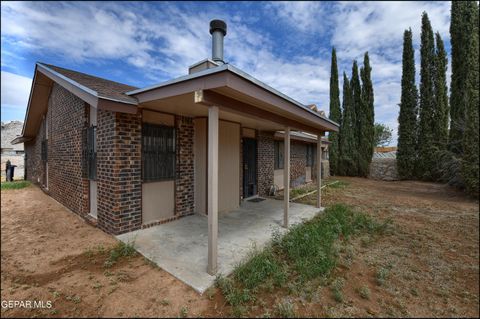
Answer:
1;2;155;63
1;1;330;107
266;2;328;32
331;1;450;60
1;71;32;120
328;1;450;146
1;1;452;145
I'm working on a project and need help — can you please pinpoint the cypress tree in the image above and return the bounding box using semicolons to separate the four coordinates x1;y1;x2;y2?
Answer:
417;12;436;180
449;1;469;154
328;47;342;175
461;1;479;196
351;60;362;176
397;29;418;179
338;72;356;176
360;52;375;176
433;32;449;151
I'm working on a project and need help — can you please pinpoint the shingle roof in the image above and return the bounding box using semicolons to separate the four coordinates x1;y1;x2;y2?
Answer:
373;151;396;159
40;63;138;104
1;121;24;150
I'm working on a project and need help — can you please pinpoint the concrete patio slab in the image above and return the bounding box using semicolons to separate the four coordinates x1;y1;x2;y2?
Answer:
117;198;322;293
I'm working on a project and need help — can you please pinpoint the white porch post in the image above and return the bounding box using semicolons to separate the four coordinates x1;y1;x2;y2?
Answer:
284;127;290;228
316;134;323;208
207;106;219;275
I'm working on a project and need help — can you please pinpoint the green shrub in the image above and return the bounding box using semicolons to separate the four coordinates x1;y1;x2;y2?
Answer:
332;288;344;303
331;278;345;303
215;275;252;307
376;267;390;286
358;286;371;299
275;299;296;318
179;306;188;318
234;248;286;290
104;241;136;268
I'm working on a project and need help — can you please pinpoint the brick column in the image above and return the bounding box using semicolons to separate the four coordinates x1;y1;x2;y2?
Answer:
257;131;274;197
97;110;142;235
175;116;195;216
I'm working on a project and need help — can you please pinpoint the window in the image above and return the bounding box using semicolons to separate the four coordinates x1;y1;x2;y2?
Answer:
85;125;97;180
1;148;13;155
87;125;97;180
274;140;284;169
323;147;329;160
306;144;316;167
41;140;48;161
142;123;176;181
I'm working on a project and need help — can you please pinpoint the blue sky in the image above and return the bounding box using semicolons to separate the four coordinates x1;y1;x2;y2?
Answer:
1;1;451;145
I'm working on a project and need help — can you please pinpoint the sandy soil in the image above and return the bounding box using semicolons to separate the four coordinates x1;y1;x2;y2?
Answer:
1;178;479;318
0;186;210;318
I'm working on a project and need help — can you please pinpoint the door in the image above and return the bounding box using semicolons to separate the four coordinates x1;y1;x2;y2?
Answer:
243;138;257;198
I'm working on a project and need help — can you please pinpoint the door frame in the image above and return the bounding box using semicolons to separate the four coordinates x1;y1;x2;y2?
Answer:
242;137;257;198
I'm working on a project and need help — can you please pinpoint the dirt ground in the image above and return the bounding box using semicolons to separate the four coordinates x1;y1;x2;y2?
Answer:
1;178;479;318
0;186;211;318
292;177;479;318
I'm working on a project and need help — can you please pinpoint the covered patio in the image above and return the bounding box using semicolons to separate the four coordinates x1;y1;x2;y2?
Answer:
127;63;338;277
117;198;322;293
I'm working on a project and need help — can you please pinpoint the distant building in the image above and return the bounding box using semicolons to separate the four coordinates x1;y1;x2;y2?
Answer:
1;121;25;179
369;147;398;181
374;146;397;153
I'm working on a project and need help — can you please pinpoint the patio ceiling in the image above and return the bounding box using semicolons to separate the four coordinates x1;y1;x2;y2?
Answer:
139;91;285;132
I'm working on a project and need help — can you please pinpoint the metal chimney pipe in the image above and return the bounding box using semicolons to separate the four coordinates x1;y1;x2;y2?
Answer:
209;19;227;64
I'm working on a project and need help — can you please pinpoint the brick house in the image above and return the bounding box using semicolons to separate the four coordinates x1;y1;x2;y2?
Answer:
1;121;25;180
13;20;338;274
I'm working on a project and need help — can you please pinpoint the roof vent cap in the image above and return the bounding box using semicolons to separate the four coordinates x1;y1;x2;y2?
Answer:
209;19;227;64
209;19;227;36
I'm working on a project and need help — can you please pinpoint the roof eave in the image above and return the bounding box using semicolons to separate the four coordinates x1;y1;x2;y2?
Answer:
126;64;230;95
274;131;330;144
37;62;99;106
128;64;339;132
37;63;138;107
18;64;39;139
11;136;33;145
18;63;139;141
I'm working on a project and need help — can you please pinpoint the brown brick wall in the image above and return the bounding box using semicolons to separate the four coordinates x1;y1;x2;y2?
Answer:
175;116;194;216
256;133;327;194
25;83;89;216
47;84;89;215
25;120;45;185
24;82;328;235
290;141;307;187
257;131;274;196
97;110;142;235
239;137;243;199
